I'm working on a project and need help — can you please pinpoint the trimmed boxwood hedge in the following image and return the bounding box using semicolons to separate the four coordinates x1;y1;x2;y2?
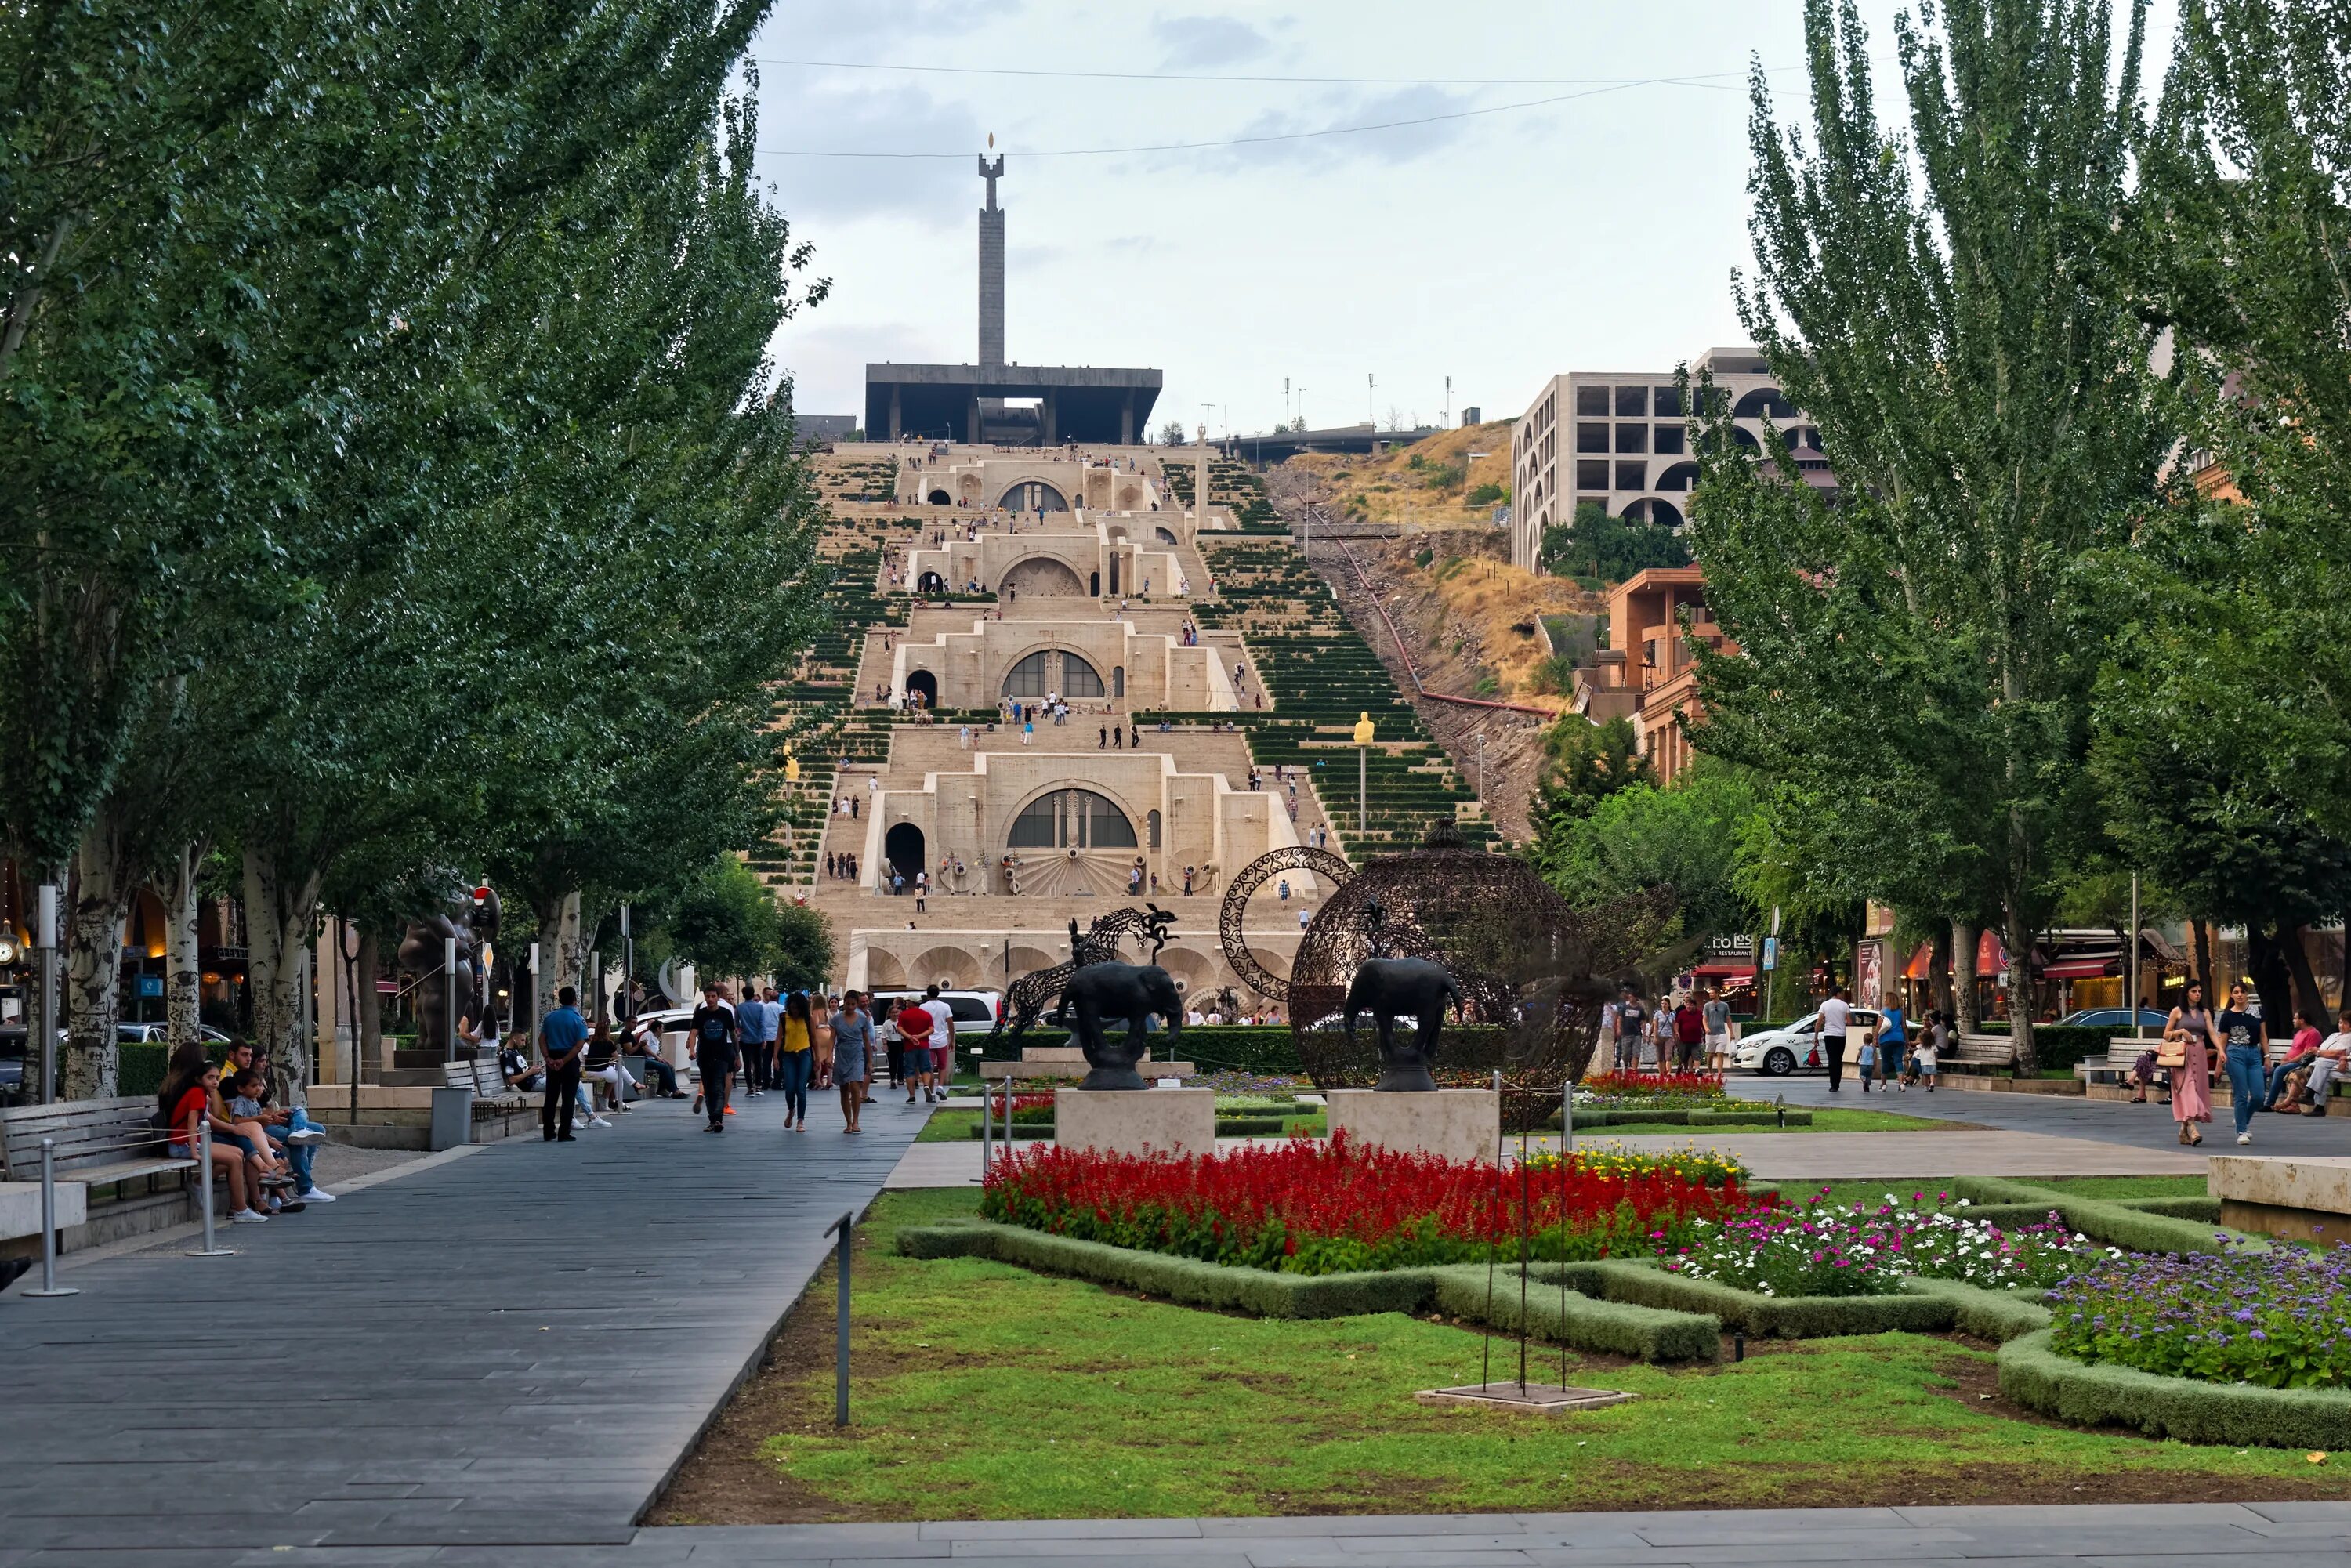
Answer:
1998;1328;2351;1449
1427;1266;1721;1363
1950;1177;2251;1255
1896;1276;2052;1342
895;1222;1721;1361
1544;1107;1815;1129
1537;1258;1961;1339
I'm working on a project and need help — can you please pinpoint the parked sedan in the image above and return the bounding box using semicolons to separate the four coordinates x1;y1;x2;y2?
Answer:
116;1023;233;1045
2054;1007;2170;1031
1731;1009;1885;1077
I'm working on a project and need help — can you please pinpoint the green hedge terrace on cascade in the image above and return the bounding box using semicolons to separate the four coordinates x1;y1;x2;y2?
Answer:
749;541;888;877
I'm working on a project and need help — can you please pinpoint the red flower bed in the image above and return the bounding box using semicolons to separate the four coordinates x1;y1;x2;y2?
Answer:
979;1131;1765;1275
1581;1070;1726;1100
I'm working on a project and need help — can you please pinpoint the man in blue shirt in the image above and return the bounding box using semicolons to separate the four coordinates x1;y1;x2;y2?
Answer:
539;987;589;1143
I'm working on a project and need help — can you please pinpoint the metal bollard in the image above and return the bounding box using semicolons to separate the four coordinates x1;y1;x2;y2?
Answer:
22;1138;79;1297
980;1076;993;1176
184;1116;237;1258
1562;1079;1574;1156
823;1209;854;1426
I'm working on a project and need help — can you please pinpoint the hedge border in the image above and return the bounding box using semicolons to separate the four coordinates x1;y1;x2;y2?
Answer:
1998;1328;2351;1449
894;1222;1721;1361
1949;1177;2255;1255
1548;1108;1813;1129
1534;1258;1960;1339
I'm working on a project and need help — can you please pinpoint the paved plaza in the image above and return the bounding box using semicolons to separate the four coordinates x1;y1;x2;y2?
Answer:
5;1081;2345;1564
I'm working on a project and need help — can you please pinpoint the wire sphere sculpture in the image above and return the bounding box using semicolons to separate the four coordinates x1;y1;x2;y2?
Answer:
1288;824;1680;1131
1217;844;1356;1002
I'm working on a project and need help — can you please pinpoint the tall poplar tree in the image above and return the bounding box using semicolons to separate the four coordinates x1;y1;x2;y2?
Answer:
1686;0;2170;1069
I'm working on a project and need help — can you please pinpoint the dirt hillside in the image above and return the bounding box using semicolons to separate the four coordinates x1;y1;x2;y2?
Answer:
1288;422;1514;528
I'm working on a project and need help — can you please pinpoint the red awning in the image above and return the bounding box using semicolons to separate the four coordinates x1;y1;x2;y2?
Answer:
1693;963;1756;979
1902;941;1933;981
2041;960;2114;980
1976;929;2007;975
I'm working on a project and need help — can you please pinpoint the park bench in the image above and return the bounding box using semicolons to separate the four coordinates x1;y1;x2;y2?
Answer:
1951;1032;2020;1071
441;1056;531;1114
0;1096;196;1202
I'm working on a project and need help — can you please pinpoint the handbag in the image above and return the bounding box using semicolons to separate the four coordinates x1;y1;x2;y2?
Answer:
2155;1037;2187;1069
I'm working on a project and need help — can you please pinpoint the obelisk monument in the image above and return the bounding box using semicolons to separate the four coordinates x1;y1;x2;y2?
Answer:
978;151;1005;371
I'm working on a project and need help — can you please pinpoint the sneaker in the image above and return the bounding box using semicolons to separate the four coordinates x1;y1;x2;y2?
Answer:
2237;1132;2252;1144
230;1209;270;1224
692;1093;704;1113
299;1187;336;1202
589;1116;614;1128
274;1200;306;1214
285;1126;328;1145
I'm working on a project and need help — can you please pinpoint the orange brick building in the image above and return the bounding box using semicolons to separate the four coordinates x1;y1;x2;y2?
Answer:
1569;566;1736;784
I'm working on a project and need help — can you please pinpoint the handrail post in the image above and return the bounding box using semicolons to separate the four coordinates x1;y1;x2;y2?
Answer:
823;1209;854;1426
22;1138;79;1297
185;1116;237;1257
980;1072;993;1176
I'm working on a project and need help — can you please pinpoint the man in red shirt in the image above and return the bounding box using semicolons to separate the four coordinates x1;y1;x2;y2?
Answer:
1672;996;1708;1074
896;990;936;1104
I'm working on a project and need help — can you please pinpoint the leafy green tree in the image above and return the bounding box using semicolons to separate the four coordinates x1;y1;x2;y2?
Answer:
1535;759;1760;943
667;855;787;982
1541;502;1689;582
774;903;837;994
1686;0;2169;1069
1527;715;1654;835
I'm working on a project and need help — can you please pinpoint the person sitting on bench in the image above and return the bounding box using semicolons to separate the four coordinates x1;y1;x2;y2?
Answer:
158;1048;273;1224
623;1018;682;1098
581;1023;634;1114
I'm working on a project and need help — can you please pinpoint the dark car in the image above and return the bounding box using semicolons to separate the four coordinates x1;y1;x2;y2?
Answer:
2054;1007;2172;1031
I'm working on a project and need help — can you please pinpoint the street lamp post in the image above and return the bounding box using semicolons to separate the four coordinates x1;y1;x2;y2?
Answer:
35;884;56;1104
1352;712;1374;835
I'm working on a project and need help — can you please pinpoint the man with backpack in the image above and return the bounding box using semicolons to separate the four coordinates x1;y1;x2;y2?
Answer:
689;984;740;1133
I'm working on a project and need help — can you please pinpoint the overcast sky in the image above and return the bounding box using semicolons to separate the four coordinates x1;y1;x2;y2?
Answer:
752;2;2170;440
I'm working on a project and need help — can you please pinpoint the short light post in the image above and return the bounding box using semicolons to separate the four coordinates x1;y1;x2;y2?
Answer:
34;884;56;1104
1352;712;1374;835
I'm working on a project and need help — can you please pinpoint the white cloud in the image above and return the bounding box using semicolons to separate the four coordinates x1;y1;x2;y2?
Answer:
755;82;984;223
1150;13;1274;68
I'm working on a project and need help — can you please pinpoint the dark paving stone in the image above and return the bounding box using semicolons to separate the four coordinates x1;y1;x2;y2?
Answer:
3;1097;918;1555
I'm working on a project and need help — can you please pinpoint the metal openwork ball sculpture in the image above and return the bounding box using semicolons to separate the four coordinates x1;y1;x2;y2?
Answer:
1288;823;1679;1131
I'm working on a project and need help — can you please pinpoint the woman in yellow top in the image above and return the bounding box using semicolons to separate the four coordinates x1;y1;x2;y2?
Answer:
777;991;814;1132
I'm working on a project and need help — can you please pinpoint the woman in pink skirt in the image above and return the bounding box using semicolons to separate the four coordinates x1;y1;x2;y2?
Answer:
2164;981;2215;1146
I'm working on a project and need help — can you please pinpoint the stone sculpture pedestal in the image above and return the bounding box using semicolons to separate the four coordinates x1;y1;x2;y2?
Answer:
1327;1088;1499;1164
1056;1088;1215;1159
2208;1154;2351;1242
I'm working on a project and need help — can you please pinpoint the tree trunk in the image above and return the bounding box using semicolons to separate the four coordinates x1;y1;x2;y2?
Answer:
2193;919;2215;1000
2283;925;2327;1031
356;927;382;1082
165;841;205;1048
1951;918;1980;1035
2246;923;2302;1037
534;890;586;1034
2002;900;2038;1074
1931;923;1954;1019
63;813;131;1099
243;844;323;1103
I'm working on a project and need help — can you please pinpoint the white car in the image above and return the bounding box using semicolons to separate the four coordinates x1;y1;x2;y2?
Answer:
1732;1008;1884;1077
873;989;1003;1044
116;1023;234;1045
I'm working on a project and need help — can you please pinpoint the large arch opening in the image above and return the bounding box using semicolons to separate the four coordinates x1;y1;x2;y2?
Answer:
1654;461;1701;492
865;951;907;989
1115;483;1143;509
999;556;1085;599
998;480;1070;512
1006;788;1139;850
1154;527;1179;545
917;570;946;594
1731;386;1795;420
884;822;927;885
926;487;953;505
904;669;938;709
1622;498;1685;528
910;946;983;990
1002;649;1106;700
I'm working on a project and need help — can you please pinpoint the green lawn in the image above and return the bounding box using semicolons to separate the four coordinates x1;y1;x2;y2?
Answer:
654;1189;2348;1523
1784;1175;2208;1210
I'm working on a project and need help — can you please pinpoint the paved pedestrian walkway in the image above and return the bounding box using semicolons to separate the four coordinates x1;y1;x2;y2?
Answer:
1729;1072;2351;1156
0;1091;920;1563
620;1501;2351;1565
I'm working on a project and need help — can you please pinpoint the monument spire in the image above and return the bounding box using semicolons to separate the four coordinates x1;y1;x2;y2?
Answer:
978;139;1005;371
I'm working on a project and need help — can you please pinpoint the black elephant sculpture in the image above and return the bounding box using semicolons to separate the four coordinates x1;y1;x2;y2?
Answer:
1344;956;1463;1092
1062;961;1184;1090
